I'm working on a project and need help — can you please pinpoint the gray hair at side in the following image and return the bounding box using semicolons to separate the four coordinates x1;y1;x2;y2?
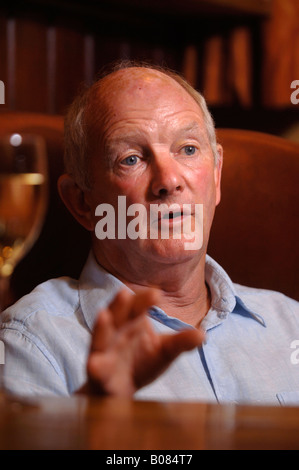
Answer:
63;60;218;190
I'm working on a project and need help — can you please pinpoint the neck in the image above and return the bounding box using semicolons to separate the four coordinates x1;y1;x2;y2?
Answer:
94;246;210;328
127;262;210;328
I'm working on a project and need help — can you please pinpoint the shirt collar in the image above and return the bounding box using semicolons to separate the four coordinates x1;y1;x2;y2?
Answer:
204;255;266;328
78;251;130;331
78;250;265;331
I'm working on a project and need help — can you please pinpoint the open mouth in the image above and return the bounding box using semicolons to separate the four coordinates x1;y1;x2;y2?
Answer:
160;206;193;221
149;204;194;228
163;210;183;220
158;208;194;230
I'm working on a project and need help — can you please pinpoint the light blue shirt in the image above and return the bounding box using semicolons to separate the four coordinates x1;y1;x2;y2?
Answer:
1;251;299;405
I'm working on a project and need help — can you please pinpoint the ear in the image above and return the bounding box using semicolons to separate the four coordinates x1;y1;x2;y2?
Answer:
214;143;223;206
57;174;94;231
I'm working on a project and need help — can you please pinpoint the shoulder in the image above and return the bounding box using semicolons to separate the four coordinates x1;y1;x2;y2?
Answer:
235;283;298;305
0;276;80;328
234;283;299;323
0;277;86;396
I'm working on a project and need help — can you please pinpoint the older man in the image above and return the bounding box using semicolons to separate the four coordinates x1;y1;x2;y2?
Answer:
1;62;298;405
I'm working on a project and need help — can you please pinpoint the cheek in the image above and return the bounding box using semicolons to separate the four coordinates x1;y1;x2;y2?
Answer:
111;175;148;205
191;165;217;204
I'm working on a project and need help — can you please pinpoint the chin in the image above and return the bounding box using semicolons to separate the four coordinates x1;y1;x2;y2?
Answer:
140;238;203;264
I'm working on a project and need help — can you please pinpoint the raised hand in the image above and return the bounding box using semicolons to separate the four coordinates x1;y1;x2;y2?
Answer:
82;288;204;397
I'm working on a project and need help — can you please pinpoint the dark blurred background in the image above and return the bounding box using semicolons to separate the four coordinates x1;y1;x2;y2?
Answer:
0;0;299;303
0;0;299;139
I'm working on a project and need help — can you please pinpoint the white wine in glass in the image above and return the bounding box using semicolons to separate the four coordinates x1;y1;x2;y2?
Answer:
0;133;48;312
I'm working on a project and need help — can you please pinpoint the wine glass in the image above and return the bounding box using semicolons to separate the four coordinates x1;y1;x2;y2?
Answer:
0;133;48;312
0;133;48;397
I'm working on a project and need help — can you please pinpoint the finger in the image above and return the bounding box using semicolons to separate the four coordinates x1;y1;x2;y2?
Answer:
108;288;134;328
109;287;161;327
160;328;205;360
130;288;161;319
135;327;205;389
90;309;114;352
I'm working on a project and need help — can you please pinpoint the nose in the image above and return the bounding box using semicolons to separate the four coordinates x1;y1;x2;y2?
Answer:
150;153;184;198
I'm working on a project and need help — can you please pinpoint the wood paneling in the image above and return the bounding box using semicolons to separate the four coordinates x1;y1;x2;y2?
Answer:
0;1;275;115
15;18;48;112
0;9;192;113
262;0;299;107
54;25;85;113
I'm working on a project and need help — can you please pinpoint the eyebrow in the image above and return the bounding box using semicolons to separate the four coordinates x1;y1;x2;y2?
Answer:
106;131;145;146
104;131;145;158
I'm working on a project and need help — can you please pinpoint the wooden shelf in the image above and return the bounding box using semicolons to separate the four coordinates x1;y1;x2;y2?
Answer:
0;0;274;114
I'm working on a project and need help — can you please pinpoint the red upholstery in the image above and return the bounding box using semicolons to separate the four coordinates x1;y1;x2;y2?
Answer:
209;129;299;300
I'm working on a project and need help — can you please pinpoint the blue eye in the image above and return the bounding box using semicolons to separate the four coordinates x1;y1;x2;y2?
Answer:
183;145;196;156
122;155;139;166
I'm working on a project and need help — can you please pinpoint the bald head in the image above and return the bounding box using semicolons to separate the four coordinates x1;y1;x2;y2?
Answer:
83;68;188;161
64;63;217;189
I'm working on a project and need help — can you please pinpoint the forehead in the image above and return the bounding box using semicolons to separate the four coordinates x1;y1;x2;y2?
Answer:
87;68;204;134
97;67;197;103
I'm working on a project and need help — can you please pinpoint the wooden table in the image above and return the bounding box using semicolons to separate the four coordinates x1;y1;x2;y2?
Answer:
0;392;299;450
